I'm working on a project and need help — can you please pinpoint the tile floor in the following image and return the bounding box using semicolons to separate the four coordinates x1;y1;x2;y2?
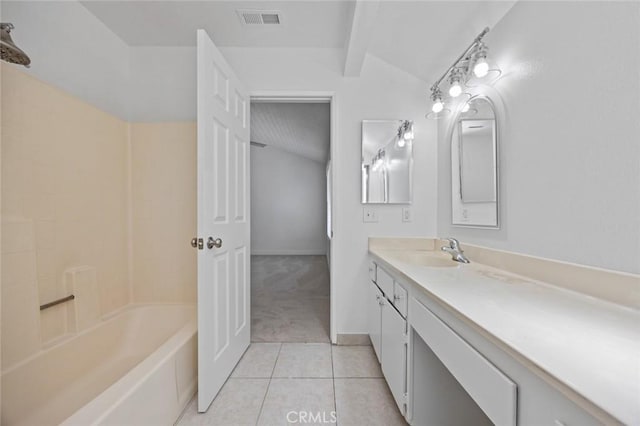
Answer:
176;343;407;426
251;256;330;343
177;256;405;425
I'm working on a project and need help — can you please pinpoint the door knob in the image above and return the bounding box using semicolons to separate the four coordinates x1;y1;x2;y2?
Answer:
207;237;222;249
191;237;204;250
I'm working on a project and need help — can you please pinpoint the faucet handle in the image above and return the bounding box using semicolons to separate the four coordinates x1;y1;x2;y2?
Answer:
444;238;461;250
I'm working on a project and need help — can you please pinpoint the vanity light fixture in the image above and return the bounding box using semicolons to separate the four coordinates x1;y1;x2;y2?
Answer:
431;88;444;113
402;121;414;141
372;149;385;171
473;43;490;78
396;120;414;148
448;68;463;97
426;27;500;119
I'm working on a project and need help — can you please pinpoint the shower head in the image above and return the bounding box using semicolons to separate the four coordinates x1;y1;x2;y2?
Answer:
1;23;31;68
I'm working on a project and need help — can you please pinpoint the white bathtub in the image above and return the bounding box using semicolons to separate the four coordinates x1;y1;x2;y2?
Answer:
2;304;197;426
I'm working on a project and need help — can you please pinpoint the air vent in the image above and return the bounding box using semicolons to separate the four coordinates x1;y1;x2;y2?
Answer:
237;10;282;25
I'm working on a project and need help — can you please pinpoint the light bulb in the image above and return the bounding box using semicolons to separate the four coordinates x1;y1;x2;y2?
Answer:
473;58;489;77
449;81;462;97
397;138;406;148
432;99;444;113
461;103;470;113
403;129;414;140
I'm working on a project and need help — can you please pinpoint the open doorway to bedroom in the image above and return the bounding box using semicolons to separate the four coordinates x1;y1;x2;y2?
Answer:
249;97;333;343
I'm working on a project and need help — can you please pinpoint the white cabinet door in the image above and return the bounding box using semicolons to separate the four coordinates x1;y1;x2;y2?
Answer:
376;267;394;297
392;280;408;318
381;301;407;415
368;281;383;362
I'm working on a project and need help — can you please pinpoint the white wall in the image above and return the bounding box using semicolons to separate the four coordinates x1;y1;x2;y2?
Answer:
251;146;327;255
438;1;640;274
1;1;130;120
0;4;438;337
128;46;196;122
215;48;438;336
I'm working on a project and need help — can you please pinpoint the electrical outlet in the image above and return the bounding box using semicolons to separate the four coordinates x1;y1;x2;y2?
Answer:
402;207;412;222
363;207;378;223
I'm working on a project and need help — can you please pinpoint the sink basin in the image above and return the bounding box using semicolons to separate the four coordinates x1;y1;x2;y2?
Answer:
387;251;458;268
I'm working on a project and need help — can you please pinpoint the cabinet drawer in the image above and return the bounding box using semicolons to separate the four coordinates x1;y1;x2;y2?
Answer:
369;261;377;283
376;267;394;298
410;297;517;426
392;281;408;318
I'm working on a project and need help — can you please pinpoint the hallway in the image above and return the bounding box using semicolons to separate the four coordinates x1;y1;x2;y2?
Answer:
251;255;330;343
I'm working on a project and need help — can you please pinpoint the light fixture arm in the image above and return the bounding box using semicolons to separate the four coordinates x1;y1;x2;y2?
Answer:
429;27;490;93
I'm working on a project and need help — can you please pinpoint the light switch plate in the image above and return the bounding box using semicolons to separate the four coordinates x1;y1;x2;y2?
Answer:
402;207;412;222
363;207;378;223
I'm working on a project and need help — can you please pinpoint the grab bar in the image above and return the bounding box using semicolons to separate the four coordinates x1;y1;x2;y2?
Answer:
40;295;75;311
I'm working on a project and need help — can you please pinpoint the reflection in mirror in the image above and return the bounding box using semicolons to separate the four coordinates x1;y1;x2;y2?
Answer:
362;120;413;204
451;96;499;227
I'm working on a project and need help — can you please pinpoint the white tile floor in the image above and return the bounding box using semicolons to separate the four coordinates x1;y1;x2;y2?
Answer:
176;343;407;426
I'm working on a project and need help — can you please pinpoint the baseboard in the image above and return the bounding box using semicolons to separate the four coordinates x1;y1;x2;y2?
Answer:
251;249;327;255
336;333;371;346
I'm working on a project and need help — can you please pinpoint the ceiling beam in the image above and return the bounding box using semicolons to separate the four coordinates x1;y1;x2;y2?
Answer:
343;1;380;77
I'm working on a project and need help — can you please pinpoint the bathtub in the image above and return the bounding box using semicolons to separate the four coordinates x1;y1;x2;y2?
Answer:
2;304;197;426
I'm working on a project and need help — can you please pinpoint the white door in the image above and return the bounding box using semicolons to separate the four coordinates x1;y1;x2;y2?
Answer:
196;29;250;412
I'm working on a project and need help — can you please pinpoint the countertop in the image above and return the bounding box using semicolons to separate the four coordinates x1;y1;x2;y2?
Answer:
369;247;640;425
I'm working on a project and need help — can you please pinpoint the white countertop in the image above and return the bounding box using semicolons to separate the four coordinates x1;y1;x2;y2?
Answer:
369;248;640;425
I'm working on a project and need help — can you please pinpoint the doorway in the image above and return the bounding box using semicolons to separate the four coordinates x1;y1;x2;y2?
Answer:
249;96;334;344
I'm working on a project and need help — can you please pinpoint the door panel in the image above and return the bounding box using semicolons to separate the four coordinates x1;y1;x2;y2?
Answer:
197;29;250;412
234;136;247;222
382;303;407;415
234;246;247;334
212;120;228;223
368;281;383;362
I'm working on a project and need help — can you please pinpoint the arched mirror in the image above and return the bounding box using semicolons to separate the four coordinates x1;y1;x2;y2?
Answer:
451;95;499;228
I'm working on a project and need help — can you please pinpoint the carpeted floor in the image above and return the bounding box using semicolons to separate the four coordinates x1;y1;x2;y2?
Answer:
250;255;330;343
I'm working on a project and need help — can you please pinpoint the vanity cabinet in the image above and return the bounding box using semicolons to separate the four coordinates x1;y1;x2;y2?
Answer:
368;281;383;361
368;262;408;415
410;296;516;426
381;298;407;414
409;280;602;426
370;250;618;426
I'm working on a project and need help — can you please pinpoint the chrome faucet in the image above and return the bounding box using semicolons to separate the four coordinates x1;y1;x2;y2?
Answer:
441;238;470;263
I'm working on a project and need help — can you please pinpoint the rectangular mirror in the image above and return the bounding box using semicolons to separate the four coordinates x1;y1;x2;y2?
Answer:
451;96;499;228
362;120;413;204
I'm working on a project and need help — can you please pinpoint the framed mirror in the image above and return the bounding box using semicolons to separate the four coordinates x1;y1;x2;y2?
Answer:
362;120;413;204
451;96;499;228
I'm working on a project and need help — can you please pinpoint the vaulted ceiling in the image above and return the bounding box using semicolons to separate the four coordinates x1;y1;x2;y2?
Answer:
80;0;515;161
250;102;330;163
81;1;353;48
81;1;515;82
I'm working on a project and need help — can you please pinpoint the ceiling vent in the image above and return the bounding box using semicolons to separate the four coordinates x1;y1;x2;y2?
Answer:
237;10;282;25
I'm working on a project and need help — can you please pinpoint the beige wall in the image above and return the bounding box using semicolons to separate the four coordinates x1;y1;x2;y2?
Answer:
1;64;130;369
130;123;196;304
1;67;197;371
